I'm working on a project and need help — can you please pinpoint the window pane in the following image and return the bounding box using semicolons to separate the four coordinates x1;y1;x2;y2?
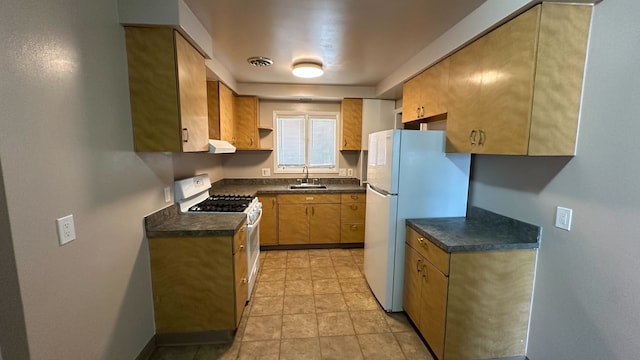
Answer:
309;117;336;168
277;116;305;167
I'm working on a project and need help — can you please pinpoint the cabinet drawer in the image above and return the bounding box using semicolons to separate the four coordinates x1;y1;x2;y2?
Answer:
341;203;366;222
406;227;450;275
233;226;246;254
341;223;364;243
279;193;340;204
341;192;366;203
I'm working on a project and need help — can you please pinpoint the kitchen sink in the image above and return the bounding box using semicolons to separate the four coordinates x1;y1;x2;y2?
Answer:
288;184;328;190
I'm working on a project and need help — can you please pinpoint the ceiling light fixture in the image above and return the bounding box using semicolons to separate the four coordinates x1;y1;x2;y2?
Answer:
292;61;324;78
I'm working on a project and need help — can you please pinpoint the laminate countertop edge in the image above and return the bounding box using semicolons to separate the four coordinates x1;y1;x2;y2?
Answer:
407;206;541;253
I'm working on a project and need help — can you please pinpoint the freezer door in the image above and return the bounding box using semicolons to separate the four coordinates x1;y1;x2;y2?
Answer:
364;184;398;311
366;130;400;194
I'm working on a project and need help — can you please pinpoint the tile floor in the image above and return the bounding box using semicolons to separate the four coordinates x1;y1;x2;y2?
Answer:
149;248;434;360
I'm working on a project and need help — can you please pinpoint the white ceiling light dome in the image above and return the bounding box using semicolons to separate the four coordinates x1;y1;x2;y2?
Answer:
292;61;324;78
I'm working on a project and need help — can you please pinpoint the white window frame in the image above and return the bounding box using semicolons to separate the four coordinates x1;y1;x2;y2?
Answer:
273;110;340;174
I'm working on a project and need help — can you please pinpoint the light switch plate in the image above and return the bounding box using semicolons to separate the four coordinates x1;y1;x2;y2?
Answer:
555;206;572;231
56;214;76;245
347;168;353;177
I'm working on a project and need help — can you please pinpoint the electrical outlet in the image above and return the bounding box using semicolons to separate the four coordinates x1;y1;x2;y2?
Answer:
347;168;353;177
164;187;171;203
339;168;347;176
261;168;271;177
56;214;76;245
555;206;573;231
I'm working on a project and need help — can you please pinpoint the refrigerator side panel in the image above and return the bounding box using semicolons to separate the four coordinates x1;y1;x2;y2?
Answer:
364;185;398;311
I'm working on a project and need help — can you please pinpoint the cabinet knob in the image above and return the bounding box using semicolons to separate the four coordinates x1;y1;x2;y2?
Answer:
311;206;315;216
416;107;420;118
240;244;245;250
272;198;276;207
351;224;358;231
350;194;358;200
478;129;486;145
469;130;477;145
250;137;254;145
344;139;347;147
182;128;189;143
420;106;425;118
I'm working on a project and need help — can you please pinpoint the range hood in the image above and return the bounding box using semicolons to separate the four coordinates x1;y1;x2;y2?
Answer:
208;139;236;154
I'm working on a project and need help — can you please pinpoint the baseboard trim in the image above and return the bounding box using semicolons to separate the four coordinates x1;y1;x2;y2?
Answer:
156;330;234;346
135;335;156;360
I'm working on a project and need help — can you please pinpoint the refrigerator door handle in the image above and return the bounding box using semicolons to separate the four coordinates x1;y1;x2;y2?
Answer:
367;184;392;197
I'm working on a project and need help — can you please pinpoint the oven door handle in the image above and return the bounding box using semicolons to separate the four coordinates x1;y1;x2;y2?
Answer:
246;208;263;230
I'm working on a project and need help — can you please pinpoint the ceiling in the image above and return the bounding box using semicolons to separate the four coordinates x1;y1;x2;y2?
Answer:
184;0;487;88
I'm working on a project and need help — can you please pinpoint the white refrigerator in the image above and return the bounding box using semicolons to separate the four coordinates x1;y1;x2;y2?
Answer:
364;129;470;312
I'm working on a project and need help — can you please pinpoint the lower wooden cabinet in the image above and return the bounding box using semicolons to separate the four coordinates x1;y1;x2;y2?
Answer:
148;225;247;338
404;226;536;360
278;194;340;245
259;194;278;245
340;192;366;243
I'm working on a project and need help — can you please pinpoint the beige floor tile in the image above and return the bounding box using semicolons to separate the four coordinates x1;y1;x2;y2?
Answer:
308;249;331;257
319;336;364;360
285;279;314;296
261;257;287;269
331;256;355;267
313;279;343;294
259;268;286;281
264;250;288;259
287;250;309;258
384;312;414;333
283;294;316;314
280;338;321;360
349;248;364;257
357;333;405;360
339;278;370;293
314;293;348;313
329;248;353;257
357;263;365;273
394;332;434;360
350;310;391;334
344;292;379;311
309;256;333;268
243;315;282;342
254;280;285;297
311;266;337;280
282;313;319;339
286;266;312;281
287;256;310;268
335;266;363;279
237;339;281;360
249;296;284;316
317;312;355;336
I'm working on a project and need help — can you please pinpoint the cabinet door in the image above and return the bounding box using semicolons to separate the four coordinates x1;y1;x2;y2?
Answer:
340;223;364;243
259;194;278;245
278;204;309;244
402;76;421;123
402;245;423;324
234;96;259;149
309;204;341;244
218;82;235;145
340;98;363;150
175;32;208;152
478;6;539;155
419;261;448;360
420;58;449;119
446;36;484;153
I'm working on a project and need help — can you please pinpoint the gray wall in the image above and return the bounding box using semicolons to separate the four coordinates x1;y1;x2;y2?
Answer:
468;0;640;358
0;0;175;358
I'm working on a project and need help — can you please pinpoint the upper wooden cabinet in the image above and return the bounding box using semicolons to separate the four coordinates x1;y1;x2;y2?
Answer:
207;81;235;145
446;4;592;155
234;95;260;149
402;58;450;123
124;27;208;152
340;98;363;150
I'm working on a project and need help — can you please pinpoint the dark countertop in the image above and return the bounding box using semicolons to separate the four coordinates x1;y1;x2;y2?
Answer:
407;207;541;253
144;178;365;238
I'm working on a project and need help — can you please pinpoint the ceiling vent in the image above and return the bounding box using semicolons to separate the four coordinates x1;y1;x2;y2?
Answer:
247;56;273;67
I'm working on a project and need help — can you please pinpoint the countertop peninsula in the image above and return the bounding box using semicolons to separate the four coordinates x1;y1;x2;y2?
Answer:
407;206;541;253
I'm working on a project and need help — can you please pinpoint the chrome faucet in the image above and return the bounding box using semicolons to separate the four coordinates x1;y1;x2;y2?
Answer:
303;165;309;183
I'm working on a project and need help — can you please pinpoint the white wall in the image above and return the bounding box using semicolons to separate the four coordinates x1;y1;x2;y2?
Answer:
0;0;176;358
468;0;640;358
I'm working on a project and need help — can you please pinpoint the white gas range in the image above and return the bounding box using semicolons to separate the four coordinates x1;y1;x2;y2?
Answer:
174;174;262;301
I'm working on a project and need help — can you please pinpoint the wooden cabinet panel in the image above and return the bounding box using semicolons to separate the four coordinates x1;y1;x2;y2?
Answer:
406;227;450;275
402;59;449;123
310;204;341;244
278;204;310;244
278;193;340;204
403;245;423;323
340;202;365;223
233;235;247;327
446;4;591;155
418;260;448;360
340;192;366;244
124;27;208;152
234;96;259;149
218;82;235;144
259;194;278;245
340;98;363;150
340;223;364;243
341;193;366;203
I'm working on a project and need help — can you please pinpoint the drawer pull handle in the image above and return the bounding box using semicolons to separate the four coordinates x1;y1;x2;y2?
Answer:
350;204;358;210
416;259;422;272
422;264;428;280
350;194;358;200
239;245;245;250
351;225;358;231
